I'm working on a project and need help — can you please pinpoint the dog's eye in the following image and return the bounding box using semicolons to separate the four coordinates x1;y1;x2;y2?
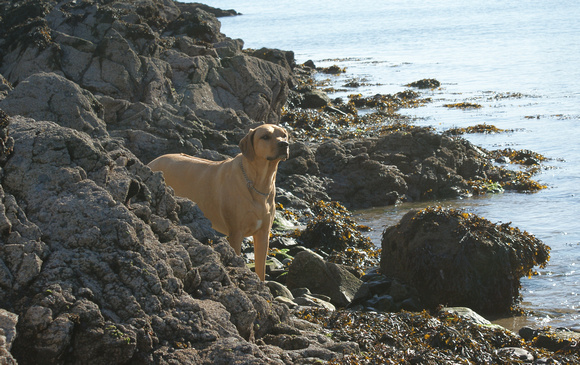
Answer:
261;134;270;140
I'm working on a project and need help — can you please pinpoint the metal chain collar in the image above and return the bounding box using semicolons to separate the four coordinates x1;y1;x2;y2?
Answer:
239;159;269;197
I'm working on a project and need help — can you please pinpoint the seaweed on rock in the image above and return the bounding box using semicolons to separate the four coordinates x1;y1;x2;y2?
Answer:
380;206;550;314
292;200;380;275
295;308;579;364
444;123;513;135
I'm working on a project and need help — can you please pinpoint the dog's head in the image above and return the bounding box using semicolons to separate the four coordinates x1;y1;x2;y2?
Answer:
239;124;289;162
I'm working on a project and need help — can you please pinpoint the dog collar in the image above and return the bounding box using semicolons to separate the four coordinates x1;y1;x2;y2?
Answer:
240;159;270;197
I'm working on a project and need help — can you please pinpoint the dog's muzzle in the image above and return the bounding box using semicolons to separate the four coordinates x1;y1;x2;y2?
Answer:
278;141;290;160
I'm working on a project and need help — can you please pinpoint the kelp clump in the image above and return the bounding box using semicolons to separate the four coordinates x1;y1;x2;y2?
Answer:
443;102;482;109
294;200;380;274
281;106;419;142
349;91;430;113
468;147;548;194
405;78;441;89
281;89;430;142
295;308;565;365
489;148;547;165
380;206;550;314
444;123;513;135
319;64;346;74
490;166;547;193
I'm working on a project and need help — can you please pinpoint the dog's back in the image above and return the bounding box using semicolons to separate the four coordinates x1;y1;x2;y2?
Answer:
148;153;240;235
149;154;219;192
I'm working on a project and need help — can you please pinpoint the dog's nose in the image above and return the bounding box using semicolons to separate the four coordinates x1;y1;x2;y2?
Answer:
278;141;289;148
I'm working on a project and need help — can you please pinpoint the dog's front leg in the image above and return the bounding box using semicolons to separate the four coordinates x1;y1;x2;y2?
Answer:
253;229;270;281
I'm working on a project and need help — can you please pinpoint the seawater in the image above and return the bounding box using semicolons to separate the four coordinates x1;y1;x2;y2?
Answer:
200;0;580;329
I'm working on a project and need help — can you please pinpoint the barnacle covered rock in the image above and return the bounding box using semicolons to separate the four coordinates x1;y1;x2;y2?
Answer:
0;109;14;164
380;206;550;314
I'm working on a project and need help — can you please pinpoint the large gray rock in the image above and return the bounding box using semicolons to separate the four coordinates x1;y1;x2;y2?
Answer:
0;72;108;137
315;139;408;208
286;250;363;307
299;89;330;109
380;207;550;314
207;54;291;124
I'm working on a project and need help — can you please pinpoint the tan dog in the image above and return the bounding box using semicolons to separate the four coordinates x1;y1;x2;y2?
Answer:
148;124;289;281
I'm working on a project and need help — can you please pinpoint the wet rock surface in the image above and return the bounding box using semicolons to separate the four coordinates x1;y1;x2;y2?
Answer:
0;0;574;364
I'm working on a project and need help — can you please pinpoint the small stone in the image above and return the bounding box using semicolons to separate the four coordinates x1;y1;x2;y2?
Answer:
495;347;534;362
366;295;394;312
266;281;294;300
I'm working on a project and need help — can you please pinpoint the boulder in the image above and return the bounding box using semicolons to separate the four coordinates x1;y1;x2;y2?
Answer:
0;72;108;137
293;295;336;311
495;347;534;362
438;307;493;326
315;139;407;208
210;55;291;123
250;48;296;73
286;250;363;307
348;272;422;313
266;281;294;300
299;89;331;109
380;207;550;314
164;7;224;42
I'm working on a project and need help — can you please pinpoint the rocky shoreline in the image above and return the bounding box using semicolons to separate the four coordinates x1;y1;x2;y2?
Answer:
0;0;577;364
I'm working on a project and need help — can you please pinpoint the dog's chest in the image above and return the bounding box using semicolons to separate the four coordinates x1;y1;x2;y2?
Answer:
243;199;274;235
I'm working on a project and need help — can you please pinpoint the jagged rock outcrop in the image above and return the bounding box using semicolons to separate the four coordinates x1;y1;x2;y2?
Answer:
0;72;108;137
0;114;288;363
0;0;292;164
278;127;489;209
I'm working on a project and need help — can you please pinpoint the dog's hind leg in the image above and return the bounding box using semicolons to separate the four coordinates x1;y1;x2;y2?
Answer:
228;234;243;256
253;229;270;281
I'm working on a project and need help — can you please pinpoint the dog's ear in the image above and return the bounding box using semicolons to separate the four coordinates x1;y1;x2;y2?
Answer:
239;128;256;161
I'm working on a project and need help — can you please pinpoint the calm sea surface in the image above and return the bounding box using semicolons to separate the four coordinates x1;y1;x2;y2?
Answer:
200;0;580;330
